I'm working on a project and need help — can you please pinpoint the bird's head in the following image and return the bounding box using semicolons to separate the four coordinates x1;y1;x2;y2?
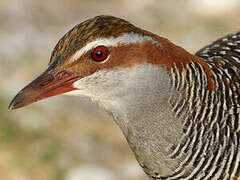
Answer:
9;15;207;110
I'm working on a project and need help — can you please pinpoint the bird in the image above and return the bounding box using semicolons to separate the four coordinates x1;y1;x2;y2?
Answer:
8;15;240;179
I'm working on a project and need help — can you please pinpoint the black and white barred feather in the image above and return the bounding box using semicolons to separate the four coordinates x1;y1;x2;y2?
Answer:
153;32;240;180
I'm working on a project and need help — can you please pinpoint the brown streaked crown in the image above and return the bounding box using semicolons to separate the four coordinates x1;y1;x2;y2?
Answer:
49;15;151;66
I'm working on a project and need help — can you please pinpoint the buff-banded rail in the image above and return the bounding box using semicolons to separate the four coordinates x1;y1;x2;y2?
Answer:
9;15;240;180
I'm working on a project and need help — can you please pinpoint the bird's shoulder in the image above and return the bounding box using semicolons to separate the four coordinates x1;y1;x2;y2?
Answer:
195;32;240;133
195;31;240;74
195;31;240;95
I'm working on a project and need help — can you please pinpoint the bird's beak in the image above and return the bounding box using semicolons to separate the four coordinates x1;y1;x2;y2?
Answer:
8;63;80;110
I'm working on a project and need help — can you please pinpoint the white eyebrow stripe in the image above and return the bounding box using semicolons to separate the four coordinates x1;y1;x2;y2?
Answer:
70;33;157;63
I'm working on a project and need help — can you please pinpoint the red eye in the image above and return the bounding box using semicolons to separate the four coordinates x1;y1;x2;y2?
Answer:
91;46;109;62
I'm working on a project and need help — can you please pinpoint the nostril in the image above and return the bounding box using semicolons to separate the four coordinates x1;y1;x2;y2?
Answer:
55;71;76;81
56;71;67;79
39;75;54;87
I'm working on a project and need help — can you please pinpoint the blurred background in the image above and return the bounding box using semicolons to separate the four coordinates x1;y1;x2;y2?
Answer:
1;0;240;179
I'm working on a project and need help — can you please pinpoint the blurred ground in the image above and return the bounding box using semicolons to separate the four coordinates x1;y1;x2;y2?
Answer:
1;0;240;180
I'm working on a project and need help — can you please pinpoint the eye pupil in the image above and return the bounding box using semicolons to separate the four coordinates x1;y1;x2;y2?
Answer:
91;46;109;62
96;50;103;57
